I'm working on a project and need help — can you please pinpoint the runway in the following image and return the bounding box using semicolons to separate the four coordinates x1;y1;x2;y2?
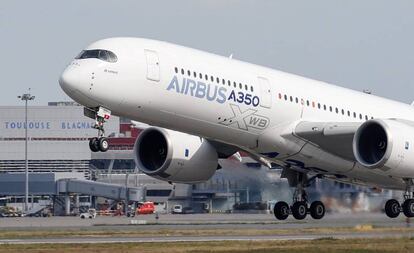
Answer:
0;231;412;245
0;212;413;245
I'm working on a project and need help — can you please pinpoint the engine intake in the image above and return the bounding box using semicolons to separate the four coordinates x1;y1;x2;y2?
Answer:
134;127;219;183
353;120;391;168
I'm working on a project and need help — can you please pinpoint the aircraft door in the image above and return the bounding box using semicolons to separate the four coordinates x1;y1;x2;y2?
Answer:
258;77;272;108
145;49;160;82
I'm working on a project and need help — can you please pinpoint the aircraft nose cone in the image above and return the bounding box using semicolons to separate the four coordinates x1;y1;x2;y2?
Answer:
59;67;80;93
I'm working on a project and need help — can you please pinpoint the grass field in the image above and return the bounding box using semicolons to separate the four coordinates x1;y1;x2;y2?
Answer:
1;238;414;253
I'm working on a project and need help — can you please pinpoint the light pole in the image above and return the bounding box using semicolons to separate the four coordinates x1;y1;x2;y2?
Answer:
18;92;35;213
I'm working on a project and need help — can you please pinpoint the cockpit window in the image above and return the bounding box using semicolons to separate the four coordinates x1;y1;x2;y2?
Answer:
75;49;117;63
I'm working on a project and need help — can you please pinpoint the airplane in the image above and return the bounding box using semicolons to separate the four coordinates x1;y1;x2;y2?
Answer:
59;37;414;220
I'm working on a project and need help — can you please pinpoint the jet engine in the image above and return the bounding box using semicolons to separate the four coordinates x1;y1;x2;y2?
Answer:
353;119;414;177
133;127;219;183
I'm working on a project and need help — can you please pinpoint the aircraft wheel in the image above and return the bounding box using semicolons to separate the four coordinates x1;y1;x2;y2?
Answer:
384;199;401;218
291;201;307;220
89;137;100;152
402;199;414;218
273;201;290;220
310;201;325;220
98;137;109;152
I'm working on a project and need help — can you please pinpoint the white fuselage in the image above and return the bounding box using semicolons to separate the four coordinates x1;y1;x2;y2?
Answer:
60;37;414;190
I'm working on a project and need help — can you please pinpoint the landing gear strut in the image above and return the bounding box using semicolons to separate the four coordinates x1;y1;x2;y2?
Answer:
85;107;111;153
273;170;326;220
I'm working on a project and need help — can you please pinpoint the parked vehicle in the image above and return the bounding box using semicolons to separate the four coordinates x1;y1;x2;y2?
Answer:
80;208;97;219
172;205;183;214
137;202;155;215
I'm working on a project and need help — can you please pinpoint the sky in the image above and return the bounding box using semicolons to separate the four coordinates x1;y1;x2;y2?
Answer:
1;0;414;105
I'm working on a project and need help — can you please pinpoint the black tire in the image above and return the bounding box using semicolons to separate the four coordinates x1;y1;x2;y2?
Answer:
291;201;307;220
274;201;290;220
98;137;109;152
385;199;401;218
310;201;325;220
89;138;100;152
402;199;414;218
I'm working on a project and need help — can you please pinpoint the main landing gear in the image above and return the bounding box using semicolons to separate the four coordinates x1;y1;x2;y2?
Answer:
384;191;414;218
273;170;326;220
85;107;111;153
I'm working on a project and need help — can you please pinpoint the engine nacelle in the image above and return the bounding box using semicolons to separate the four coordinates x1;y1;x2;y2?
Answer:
353;119;414;177
133;127;219;183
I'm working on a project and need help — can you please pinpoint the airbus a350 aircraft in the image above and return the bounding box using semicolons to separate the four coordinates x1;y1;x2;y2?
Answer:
59;37;414;220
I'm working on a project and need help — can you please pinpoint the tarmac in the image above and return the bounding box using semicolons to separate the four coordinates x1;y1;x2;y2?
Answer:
0;212;413;244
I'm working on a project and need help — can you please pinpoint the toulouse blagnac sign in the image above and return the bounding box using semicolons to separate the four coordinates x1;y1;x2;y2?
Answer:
3;121;94;130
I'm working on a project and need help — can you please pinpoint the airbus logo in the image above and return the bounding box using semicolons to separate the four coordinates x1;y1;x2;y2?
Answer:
219;104;269;130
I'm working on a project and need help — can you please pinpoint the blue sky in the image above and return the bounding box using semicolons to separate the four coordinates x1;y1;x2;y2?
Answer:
1;0;414;105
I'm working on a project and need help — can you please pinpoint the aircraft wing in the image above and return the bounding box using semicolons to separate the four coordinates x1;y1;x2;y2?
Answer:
294;121;362;161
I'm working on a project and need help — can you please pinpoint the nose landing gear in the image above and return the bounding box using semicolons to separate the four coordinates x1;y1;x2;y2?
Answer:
85;107;111;153
273;170;326;220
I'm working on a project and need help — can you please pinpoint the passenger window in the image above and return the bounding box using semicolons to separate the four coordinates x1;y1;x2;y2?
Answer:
306;100;310;106
323;105;326;110
222;79;226;85
187;70;191;76
193;72;197;78
233;82;237;88
199;73;203;79
290;96;293;102
284;95;288;100
251;86;254;92
295;97;299;103
174;67;178;73
205;74;208;80
211;76;214;82
181;69;185;75
216;77;220;83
